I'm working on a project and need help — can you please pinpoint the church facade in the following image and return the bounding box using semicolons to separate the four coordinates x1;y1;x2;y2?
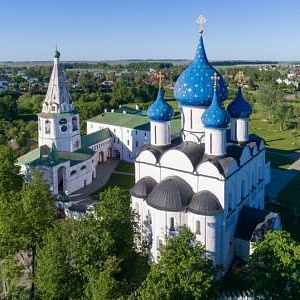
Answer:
130;22;281;270
17;49;113;196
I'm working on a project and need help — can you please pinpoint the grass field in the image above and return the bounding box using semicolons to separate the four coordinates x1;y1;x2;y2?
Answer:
115;160;135;174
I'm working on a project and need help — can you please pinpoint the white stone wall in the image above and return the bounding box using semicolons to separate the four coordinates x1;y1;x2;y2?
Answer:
204;128;227;156
87;121;150;162
150;121;171;146
181;106;206;143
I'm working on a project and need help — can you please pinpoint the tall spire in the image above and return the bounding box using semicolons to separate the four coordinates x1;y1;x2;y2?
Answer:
42;49;74;114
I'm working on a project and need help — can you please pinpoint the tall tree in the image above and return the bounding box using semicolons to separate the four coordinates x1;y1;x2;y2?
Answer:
0;171;55;298
248;230;300;299
138;226;218;300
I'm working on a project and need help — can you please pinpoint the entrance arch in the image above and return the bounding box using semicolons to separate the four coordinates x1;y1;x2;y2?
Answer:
99;151;104;163
57;166;66;194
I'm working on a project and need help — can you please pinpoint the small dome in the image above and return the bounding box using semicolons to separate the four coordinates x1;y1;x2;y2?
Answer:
146;176;193;212
130;176;157;198
201;85;230;129
147;89;174;122
227;87;252;118
189;190;223;215
174;35;228;107
54;48;60;59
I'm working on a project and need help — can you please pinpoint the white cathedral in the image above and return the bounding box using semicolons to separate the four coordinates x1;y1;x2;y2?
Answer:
130;22;281;270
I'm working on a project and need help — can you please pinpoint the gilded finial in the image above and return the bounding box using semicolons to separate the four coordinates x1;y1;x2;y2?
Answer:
212;72;219;90
197;15;206;34
158;71;164;89
237;71;244;87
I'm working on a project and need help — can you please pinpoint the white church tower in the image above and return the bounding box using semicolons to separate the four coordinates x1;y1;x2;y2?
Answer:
174;16;228;143
227;71;252;143
38;48;81;152
147;72;174;146
202;73;230;156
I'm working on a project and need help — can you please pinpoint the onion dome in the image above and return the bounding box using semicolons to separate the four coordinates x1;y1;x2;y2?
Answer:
54;47;60;59
188;190;223;215
147;88;174;122
174;34;228;107
201;74;230;129
130;176;157;199
227;87;252;118
146;176;193;212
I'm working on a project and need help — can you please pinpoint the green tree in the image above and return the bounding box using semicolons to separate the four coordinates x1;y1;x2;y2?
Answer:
248;230;300;299
0;145;22;194
0;171;55;298
139;226;218;300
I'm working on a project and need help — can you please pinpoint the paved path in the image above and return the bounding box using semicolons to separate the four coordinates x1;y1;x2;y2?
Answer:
266;153;300;200
68;158;119;202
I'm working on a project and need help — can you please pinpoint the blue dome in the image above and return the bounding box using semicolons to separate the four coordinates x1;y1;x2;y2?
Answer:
147;88;174;122
174;35;228;107
202;86;230;129
227;87;252;118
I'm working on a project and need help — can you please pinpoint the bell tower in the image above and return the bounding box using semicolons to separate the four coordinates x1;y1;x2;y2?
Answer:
38;48;81;152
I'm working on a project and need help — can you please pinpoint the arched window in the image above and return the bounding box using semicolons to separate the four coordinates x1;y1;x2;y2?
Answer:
241;180;246;199
169;217;175;231
70;170;77;176
195;221;201;235
228;192;233;212
80;165;86;171
72;117;78;131
135;203;139;214
45;120;51;134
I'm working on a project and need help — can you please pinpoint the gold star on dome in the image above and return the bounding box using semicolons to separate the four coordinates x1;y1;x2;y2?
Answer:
197;15;206;34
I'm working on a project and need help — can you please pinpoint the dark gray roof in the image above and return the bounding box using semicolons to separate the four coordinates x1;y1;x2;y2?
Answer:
173;142;205;168
203;155;235;177
226;143;245;162
130;176;157;198
235;206;274;241
138;137;182;161
146;176;193;212
188;190;223;215
249;134;264;149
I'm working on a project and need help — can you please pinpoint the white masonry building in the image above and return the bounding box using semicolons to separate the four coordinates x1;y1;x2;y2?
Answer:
130;24;281;270
17;49;112;196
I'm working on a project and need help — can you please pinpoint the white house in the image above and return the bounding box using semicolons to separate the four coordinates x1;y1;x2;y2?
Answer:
130;25;281;271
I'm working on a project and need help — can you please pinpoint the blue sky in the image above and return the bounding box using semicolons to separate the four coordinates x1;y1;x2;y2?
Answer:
1;0;300;61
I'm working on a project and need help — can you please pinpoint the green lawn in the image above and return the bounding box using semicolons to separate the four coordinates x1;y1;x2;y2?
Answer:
265;151;294;169
266;173;300;241
115;160;135;174
91;172;135;201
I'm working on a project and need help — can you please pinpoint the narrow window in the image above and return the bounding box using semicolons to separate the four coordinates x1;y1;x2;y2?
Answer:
190;109;193;129
127;140;129;146
210;133;212;154
45;120;51;134
235;121;237;140
136;141;138;148
241;180;245;199
196;221;201;234
170;217;175;231
135;203;139;213
154;126;157;144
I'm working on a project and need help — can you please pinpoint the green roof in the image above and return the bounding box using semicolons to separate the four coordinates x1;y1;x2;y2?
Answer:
88;112;150;131
81;128;111;148
17;145;95;167
17;148;41;165
88;112;181;134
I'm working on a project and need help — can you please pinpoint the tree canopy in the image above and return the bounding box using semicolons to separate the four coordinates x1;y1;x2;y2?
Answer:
138;226;218;300
248;230;300;299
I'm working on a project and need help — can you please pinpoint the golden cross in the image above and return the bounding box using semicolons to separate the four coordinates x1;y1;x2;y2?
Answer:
237;71;244;86
212;72;219;89
196;15;206;34
158;71;164;89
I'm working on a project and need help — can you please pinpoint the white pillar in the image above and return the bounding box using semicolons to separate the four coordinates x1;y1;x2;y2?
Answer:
205;128;227;156
181;106;206;143
236;118;249;142
150;121;171;146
